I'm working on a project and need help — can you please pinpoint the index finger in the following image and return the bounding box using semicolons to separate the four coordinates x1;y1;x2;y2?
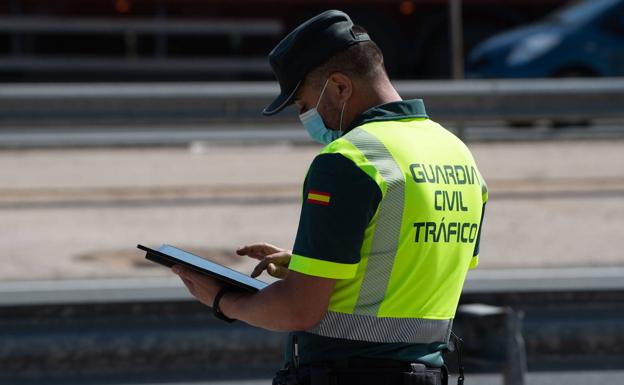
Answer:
251;258;272;278
236;243;278;259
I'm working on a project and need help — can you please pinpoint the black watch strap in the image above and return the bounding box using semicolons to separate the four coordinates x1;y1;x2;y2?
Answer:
213;288;236;323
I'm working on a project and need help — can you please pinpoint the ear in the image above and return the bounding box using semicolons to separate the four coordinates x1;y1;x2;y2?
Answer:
328;72;353;103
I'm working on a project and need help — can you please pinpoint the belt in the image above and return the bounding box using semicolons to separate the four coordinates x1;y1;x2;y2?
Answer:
323;356;430;369
273;358;447;385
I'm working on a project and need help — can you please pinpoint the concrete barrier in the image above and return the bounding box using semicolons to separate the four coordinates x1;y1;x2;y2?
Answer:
1;268;623;384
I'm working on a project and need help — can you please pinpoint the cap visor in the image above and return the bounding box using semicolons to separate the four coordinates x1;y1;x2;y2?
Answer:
262;80;301;116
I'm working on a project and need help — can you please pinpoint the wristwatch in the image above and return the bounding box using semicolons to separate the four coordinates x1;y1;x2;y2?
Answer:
212;288;236;323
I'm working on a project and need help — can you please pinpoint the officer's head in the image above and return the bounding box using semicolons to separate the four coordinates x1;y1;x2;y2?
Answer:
263;10;393;139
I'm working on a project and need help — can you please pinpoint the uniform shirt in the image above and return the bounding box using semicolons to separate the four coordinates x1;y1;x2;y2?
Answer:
285;99;485;367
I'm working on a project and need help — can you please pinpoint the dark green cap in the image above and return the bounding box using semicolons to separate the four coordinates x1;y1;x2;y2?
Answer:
263;10;370;116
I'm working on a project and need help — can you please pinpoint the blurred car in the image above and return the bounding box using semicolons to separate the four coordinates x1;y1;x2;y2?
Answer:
466;0;624;78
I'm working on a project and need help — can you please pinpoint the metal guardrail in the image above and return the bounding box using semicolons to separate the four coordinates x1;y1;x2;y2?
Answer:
0;57;272;75
2;267;623;306
0;17;284;35
2;17;283;77
1;78;623;126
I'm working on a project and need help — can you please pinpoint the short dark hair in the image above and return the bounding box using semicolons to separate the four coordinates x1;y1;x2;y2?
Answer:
306;25;388;86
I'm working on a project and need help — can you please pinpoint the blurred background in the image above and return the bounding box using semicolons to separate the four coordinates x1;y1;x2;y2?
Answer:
0;1;623;385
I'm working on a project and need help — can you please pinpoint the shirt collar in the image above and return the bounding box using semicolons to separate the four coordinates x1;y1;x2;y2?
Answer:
346;99;428;133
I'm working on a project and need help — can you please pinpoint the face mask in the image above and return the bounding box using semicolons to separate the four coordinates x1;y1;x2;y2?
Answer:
299;78;347;145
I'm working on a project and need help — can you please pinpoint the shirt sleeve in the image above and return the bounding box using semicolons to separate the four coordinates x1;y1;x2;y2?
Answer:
289;153;382;279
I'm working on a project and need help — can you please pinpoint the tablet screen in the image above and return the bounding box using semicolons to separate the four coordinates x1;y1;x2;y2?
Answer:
158;245;268;291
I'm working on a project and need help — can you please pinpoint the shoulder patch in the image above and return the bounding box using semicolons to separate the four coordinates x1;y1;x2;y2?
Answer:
307;189;331;206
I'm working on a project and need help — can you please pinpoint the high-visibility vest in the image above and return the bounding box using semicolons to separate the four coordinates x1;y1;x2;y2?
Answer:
291;116;487;344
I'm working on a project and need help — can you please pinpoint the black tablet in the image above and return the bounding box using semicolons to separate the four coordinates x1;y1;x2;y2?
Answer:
137;244;268;292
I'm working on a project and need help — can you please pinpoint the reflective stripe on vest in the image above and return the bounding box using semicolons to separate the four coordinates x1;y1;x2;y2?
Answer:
349;128;405;316
309;311;453;344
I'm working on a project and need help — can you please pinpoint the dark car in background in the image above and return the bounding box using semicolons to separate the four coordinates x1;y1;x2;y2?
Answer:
467;0;624;78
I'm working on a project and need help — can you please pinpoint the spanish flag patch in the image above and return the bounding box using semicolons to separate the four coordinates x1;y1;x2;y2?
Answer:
307;190;331;206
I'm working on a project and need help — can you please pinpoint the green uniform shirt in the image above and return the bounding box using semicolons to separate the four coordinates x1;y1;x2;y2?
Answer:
284;99;487;368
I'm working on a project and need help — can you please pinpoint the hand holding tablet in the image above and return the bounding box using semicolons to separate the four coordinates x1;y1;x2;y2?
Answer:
137;244;268;292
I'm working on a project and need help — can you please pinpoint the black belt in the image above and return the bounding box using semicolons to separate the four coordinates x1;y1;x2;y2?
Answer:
325;356;427;369
273;358;448;385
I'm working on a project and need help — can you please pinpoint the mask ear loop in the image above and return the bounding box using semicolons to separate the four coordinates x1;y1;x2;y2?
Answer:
316;78;331;109
339;101;347;133
317;77;346;134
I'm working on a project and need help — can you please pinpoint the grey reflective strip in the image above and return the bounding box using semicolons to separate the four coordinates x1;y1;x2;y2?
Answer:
344;128;405;316
309;311;453;344
482;180;488;201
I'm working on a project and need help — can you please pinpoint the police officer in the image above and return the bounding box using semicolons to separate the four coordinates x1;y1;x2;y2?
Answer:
171;9;487;385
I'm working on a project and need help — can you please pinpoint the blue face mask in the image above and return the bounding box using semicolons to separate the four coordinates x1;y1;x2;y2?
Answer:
299;78;346;145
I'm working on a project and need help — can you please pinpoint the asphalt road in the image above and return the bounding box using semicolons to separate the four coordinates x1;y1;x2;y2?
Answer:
1;140;623;281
